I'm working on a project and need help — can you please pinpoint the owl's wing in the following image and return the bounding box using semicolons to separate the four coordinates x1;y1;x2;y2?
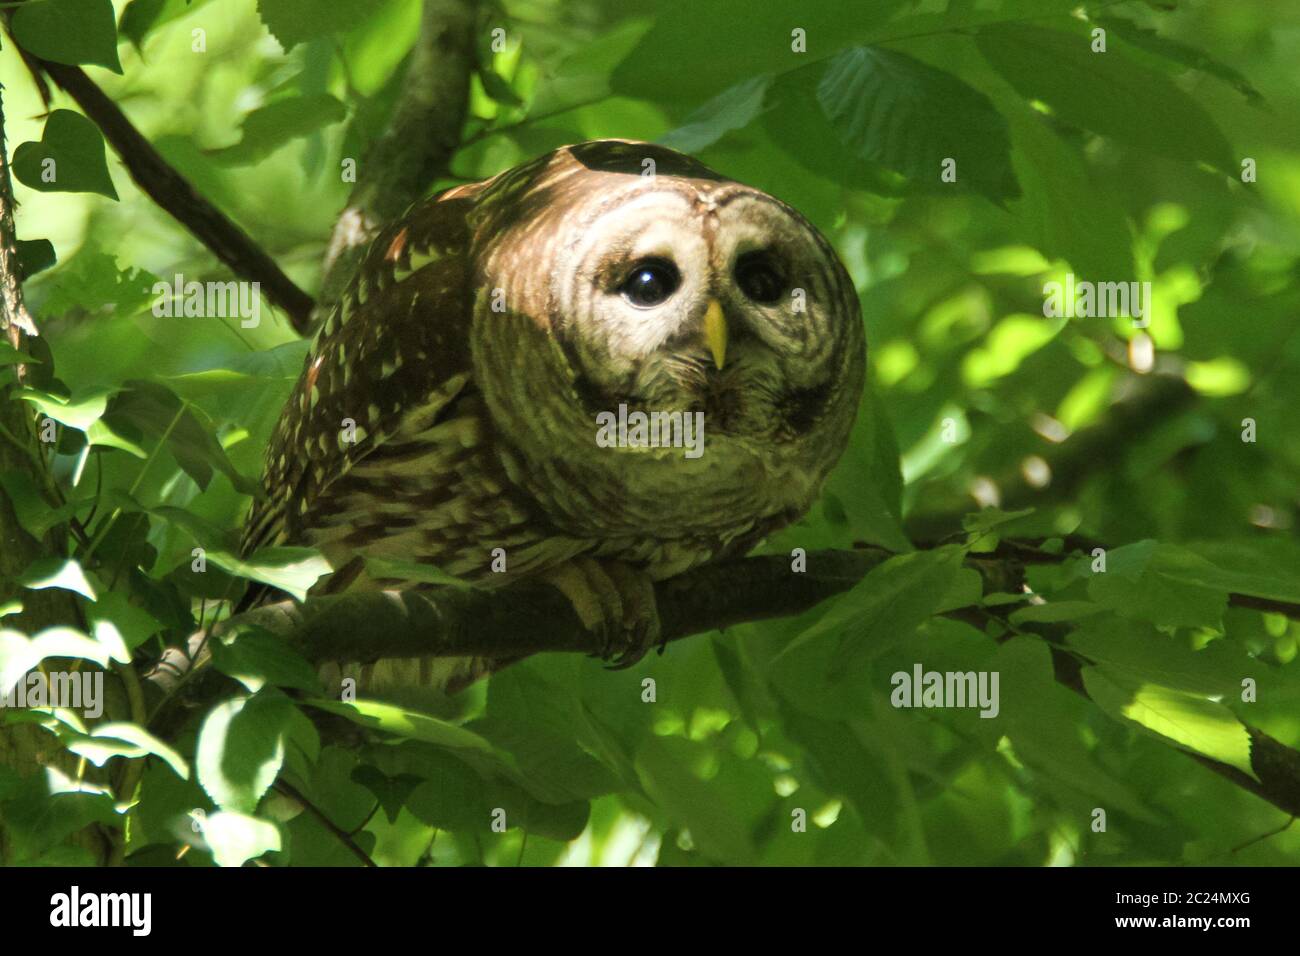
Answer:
241;184;487;562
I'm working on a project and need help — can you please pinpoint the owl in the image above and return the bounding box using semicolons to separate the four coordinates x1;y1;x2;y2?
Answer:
241;140;866;692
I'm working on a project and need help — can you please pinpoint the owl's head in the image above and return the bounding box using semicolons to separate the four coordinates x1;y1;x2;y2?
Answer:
474;140;864;459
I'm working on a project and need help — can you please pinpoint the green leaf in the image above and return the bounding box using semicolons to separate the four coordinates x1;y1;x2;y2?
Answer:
281;703;321;783
779;705;901;842
202;811;281;867
12;0;123;73
18;558;98;601
196;692;292;812
106;381;258;495
166;340;310;387
132;760;210;848
0;627;111;698
207;547;331;602
988;637;1159;821
305;698;495;754
1010;601;1104;624
783;545;977;663
483;778;590;842
635;735;758;864
15;386;113;431
658;74;773;153
1082;665;1255;778
96;723;189;780
256;0;383;51
1096;16;1263;102
976;23;1235;172
110;496;233;551
1173;540;1300;606
68;723;190;780
0;342;40;366
362;557;476;590
1;769;120;863
813;46;1018;202
12;111;119;199
527;18;648;119
474;664;621;804
350;765;423;824
211;626;322;694
85;419;148;458
478;69;524;107
16;239;57;280
1067;616;1246;698
770;547;978;718
1004;104;1135;280
402;754;488;831
1086;540;1228;630
296;746;374;837
0;472;91;541
86;592;162;652
30;246;157;319
120;0;218;48
90;617;132;664
118;0;168;47
821;384;910;552
610;0;909;103
207;94;348;165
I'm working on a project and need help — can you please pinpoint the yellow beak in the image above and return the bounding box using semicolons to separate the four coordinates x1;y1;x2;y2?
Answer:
703;299;728;370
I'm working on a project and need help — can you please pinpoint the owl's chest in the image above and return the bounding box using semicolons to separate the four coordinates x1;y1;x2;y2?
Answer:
303;389;818;587
500;428;819;572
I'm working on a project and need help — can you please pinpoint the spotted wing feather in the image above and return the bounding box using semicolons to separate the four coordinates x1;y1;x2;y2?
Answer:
241;188;483;569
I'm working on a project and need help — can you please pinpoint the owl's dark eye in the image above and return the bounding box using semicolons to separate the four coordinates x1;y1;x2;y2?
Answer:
735;251;785;304
620;259;680;308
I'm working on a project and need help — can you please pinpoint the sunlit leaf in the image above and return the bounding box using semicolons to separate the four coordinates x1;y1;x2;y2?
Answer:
196;692;293;812
202;811;282;867
1082;666;1255;778
207;547;331;602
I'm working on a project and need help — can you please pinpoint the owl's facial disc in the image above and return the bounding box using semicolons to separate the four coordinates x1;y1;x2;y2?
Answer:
555;181;847;442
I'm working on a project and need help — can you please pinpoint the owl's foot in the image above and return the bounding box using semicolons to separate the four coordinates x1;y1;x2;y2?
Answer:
542;558;661;669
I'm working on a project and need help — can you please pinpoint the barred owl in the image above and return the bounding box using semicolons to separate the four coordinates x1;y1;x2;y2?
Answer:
242;140;865;692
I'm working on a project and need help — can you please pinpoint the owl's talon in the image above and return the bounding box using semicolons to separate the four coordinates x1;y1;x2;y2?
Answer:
543;558;660;669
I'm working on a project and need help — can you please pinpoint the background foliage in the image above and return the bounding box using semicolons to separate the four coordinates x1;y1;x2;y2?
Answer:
2;0;1299;866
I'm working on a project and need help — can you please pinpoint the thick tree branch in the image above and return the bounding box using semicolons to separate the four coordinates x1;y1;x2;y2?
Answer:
315;0;477;325
261;549;895;662
144;544;1300;820
30;61;317;332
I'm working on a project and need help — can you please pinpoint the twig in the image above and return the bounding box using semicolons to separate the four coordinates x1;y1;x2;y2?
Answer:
274;779;377;867
31;61;316;333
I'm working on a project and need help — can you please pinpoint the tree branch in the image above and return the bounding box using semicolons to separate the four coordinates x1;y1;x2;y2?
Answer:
145;544;1300;819
16;0;481;339
315;0;478;325
31;61;317;333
